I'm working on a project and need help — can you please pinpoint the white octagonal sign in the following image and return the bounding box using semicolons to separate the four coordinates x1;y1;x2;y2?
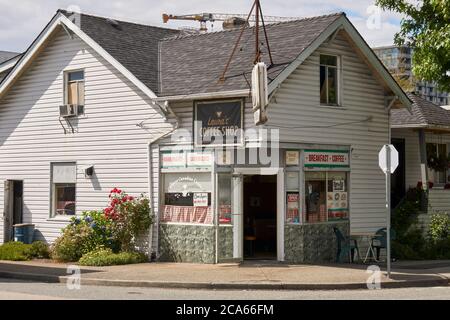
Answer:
378;144;399;174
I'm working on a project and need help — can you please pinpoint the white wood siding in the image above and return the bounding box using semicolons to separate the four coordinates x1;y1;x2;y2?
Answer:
428;189;450;212
161;31;392;234
0;29;170;245
267;32;389;233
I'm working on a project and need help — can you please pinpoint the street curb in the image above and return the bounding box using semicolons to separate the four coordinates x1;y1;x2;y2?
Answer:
0;271;60;283
1;271;448;290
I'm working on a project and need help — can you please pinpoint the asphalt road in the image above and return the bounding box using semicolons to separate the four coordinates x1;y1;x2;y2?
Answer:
0;278;449;300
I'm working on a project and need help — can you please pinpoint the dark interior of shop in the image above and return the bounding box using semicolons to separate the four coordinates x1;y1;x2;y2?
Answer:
243;174;277;259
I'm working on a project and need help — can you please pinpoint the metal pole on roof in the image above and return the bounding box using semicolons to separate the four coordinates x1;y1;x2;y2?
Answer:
258;2;274;66
255;0;260;63
218;0;256;82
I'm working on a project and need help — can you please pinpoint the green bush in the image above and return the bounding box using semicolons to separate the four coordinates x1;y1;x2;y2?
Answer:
52;189;153;262
78;247;147;266
51;211;118;262
391;188;427;260
29;241;50;259
428;213;450;242
0;242;32;261
391;188;450;260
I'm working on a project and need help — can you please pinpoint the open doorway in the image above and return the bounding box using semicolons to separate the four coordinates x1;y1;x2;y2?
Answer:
3;180;23;242
243;175;277;260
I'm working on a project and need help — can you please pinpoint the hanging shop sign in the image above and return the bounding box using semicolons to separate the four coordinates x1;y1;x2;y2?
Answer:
304;150;349;168
194;99;244;147
161;151;213;170
285;150;300;166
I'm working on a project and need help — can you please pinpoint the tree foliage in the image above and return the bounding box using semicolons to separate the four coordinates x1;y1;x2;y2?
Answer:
376;0;450;90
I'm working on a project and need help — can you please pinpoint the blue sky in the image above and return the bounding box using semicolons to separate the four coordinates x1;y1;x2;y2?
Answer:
0;0;403;53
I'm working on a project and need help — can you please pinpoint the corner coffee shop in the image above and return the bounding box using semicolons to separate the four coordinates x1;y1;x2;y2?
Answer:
153;13;411;264
158;99;353;264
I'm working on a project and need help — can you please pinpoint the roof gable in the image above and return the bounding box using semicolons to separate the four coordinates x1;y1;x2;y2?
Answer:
0;51;20;64
159;13;411;110
391;93;450;128
159;13;343;97
59;11;179;94
0;11;178;117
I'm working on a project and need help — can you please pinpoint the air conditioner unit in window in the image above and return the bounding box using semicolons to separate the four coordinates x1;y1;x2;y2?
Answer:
59;104;84;118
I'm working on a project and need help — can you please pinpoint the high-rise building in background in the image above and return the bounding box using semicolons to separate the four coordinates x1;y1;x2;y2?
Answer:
373;45;449;106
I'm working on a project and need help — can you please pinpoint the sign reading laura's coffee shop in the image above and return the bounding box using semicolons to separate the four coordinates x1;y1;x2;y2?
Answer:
194;99;243;147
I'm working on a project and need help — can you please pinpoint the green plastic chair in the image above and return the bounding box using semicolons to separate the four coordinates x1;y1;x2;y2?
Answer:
333;226;358;263
371;227;396;261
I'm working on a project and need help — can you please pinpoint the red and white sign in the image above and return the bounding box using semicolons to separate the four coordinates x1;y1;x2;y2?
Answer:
162;151;212;169
193;193;209;207
161;152;186;168
304;150;349;168
187;152;213;167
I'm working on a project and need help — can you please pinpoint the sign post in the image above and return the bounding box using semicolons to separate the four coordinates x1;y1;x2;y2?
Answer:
378;144;399;278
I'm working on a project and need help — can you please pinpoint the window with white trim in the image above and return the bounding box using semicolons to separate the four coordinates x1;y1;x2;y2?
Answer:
51;163;76;216
161;172;213;224
320;55;339;105
65;70;85;106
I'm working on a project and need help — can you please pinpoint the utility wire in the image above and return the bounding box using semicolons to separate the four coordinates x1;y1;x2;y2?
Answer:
265;117;373;130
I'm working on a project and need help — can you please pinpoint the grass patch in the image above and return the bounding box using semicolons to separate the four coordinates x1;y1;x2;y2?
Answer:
78;248;148;266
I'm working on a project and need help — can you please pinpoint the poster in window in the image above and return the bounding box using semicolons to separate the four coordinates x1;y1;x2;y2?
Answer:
327;192;348;210
333;179;345;192
193;193;209;207
285;150;299;166
194;100;243;147
286;192;300;223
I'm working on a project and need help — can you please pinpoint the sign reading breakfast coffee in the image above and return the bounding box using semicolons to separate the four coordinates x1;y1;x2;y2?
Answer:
194;99;243;147
304;150;350;168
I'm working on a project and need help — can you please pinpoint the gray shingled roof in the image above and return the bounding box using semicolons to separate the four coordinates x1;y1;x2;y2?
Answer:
391;93;450;128
59;10;180;95
159;13;344;96
0;51;20;64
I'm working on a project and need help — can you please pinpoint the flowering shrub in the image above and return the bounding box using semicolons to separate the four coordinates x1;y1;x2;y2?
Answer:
51;211;113;262
429;212;450;242
105;188;153;251
51;189;153;262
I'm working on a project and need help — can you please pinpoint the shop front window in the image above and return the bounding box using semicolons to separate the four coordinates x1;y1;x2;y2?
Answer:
218;174;232;225
161;172;213;224
327;172;349;221
305;172;327;223
286;171;300;223
305;171;348;223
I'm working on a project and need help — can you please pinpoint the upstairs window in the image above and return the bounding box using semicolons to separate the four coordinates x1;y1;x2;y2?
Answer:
320;55;339;105
65;70;85;106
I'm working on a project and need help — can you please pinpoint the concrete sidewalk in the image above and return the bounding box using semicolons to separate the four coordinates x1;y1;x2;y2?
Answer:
0;260;449;290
